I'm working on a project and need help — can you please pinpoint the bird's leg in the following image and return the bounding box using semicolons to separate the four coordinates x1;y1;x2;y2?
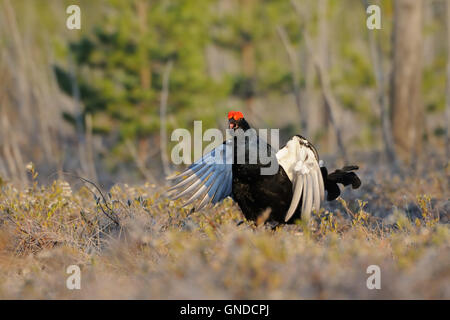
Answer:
255;208;272;226
265;220;280;231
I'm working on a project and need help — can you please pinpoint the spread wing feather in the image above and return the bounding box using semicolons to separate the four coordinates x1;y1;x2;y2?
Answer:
167;141;233;210
276;136;324;223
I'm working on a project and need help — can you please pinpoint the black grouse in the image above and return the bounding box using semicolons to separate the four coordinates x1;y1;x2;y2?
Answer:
168;111;361;224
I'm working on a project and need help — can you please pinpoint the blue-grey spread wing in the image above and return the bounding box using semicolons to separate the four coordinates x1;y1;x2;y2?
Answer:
167;140;233;210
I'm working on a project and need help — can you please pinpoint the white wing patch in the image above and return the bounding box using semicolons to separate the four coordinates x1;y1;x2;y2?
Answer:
167;140;233;210
276;136;325;222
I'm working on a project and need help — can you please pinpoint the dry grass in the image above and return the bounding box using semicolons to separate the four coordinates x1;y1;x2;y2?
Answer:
0;163;449;299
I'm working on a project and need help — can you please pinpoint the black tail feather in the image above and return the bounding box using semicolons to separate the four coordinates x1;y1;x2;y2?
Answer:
320;165;361;201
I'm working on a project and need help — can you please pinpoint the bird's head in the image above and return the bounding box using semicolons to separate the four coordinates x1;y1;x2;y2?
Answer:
228;111;250;131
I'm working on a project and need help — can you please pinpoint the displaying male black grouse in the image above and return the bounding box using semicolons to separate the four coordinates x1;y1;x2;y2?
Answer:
167;111;361;224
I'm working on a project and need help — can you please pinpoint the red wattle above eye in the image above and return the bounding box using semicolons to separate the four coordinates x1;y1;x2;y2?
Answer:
233;111;243;120
228;110;244;120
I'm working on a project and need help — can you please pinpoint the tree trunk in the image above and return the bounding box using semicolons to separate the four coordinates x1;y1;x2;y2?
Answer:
317;0;331;151
446;0;450;160
136;0;151;90
362;0;400;172
390;0;423;165
240;0;255;115
160;61;173;178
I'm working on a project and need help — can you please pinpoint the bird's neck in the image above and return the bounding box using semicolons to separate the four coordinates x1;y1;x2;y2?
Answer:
239;119;251;131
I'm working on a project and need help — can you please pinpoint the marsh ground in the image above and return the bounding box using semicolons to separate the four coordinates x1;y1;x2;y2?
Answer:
0;155;449;299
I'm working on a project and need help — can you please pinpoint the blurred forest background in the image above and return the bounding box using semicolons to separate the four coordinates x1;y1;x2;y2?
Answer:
0;0;449;187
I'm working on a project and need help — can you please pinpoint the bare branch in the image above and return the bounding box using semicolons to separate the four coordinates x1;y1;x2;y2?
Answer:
60;172;119;226
276;25;307;134
291;0;347;162
125;140;156;182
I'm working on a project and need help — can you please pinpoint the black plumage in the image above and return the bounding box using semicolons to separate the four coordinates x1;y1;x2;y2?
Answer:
168;111;362;225
320;166;362;201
